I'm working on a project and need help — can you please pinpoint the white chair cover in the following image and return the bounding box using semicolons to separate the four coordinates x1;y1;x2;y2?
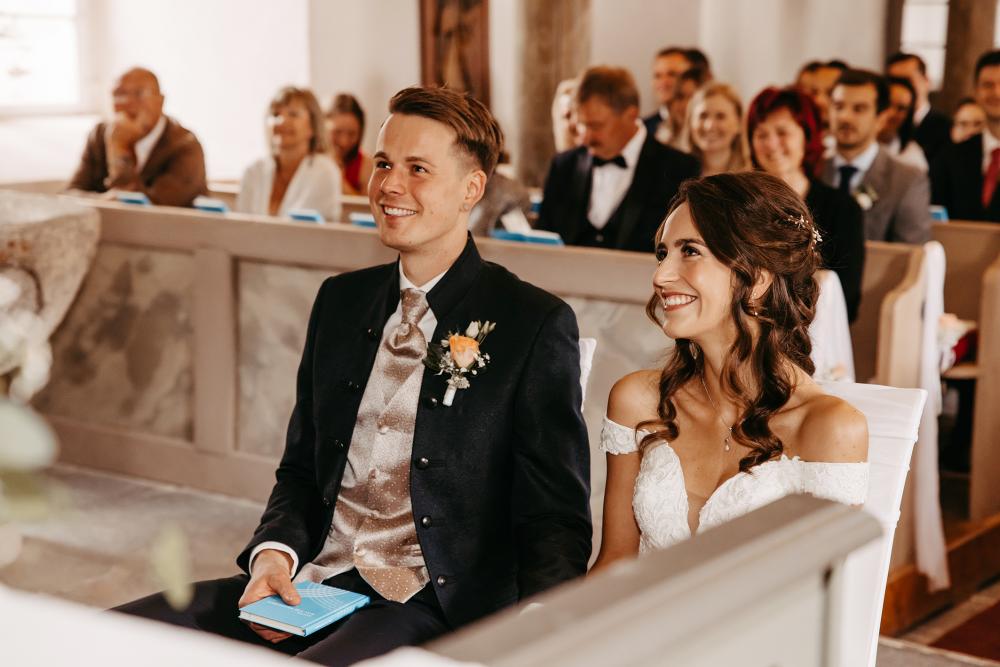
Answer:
810;270;855;382
913;241;949;591
819;381;927;667
579;337;597;404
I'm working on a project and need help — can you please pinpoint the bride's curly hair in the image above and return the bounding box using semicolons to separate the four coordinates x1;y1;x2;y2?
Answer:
639;172;821;472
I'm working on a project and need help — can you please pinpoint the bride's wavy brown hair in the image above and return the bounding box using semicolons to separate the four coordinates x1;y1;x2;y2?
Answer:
639;172;820;473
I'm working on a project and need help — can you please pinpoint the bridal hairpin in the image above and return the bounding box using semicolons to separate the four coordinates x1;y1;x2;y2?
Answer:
784;213;823;246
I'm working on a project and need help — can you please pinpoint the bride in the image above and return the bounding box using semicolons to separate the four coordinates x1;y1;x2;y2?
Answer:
592;171;869;569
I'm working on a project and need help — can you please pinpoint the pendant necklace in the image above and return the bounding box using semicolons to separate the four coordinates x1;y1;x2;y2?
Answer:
699;374;733;452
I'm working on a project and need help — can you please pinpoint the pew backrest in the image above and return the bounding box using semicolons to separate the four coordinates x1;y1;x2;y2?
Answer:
850;242;925;387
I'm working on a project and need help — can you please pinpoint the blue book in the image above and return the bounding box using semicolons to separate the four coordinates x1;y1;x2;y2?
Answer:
287;208;326;223
238;582;370;636
490;228;564;245
193;196;230;213
349;212;377;228
117;192;151;206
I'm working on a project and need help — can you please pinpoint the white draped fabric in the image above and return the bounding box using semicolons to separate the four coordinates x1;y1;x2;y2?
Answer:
810;270;855;382
913;241;949;590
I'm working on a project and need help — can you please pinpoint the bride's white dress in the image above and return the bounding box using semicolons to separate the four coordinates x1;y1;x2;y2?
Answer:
601;417;869;554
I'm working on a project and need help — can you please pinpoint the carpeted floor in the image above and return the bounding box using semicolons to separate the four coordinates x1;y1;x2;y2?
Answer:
932;599;1000;663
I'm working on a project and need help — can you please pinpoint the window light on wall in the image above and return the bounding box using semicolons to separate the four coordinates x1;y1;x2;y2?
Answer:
0;0;80;112
900;0;949;89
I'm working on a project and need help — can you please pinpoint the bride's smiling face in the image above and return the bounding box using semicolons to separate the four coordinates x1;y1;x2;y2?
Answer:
652;204;735;341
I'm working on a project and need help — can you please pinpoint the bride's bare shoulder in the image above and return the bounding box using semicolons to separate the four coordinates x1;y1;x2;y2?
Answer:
607;369;661;429
795;390;869;463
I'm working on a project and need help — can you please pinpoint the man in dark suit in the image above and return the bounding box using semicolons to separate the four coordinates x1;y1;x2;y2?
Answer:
116;87;592;666
67;67;207;207
822;69;932;243
887;52;952;165
538;65;700;254
931;50;1000;223
641;47;693;144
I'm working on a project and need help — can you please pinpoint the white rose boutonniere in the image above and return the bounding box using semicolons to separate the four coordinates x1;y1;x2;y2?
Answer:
854;184;879;211
424;320;496;406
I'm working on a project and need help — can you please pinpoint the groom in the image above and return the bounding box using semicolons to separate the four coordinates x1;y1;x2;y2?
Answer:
116;86;592;665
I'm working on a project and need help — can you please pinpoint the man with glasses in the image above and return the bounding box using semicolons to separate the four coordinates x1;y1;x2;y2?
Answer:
67;67;207;207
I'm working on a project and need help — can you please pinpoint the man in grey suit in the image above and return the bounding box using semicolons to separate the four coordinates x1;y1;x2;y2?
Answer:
822;69;932;244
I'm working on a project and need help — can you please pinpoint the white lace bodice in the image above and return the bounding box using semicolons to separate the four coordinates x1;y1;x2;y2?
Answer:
601;417;869;554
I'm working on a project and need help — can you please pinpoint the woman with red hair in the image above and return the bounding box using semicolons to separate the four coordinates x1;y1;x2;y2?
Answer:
748;87;865;322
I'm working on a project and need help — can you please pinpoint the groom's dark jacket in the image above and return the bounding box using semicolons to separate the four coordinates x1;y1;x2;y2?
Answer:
237;237;592;628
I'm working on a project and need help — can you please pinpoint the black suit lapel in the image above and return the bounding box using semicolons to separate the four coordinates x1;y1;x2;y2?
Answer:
567;151;593;243
964;135;987;216
613;139;656;249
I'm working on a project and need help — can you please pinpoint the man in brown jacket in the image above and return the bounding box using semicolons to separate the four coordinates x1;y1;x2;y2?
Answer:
67;67;207;207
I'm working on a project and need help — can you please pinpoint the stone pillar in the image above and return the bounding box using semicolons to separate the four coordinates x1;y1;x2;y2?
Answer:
939;0;996;113
517;0;591;188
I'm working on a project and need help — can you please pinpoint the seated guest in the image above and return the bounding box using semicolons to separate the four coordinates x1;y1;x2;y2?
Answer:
326;93;374;196
666;67;709;151
643;47;693;146
538;66;699;253
468;152;532;236
551;78;581;152
886;52;952;164
236;86;342;221
684;47;713;81
592;172;868;573
879;76;928;171
800;59;848;133
795;60;823;92
748;86;864;321
67;67;207;207
822;69;932;243
952;97;987;144
687;82;749;176
931;51;1000;222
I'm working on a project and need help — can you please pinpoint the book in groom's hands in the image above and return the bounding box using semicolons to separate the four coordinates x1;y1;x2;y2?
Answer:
238;582;370;637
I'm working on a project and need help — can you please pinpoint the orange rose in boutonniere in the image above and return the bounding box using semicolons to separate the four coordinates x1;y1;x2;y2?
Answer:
448;335;480;368
424;320;496;406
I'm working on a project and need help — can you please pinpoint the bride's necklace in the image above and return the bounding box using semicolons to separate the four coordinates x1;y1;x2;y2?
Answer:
699;374;734;452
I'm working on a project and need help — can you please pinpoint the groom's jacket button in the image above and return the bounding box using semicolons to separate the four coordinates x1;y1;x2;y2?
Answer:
420;515;432;528
435;575;447;586
344;380;361;393
334;439;346;449
416;457;430;469
322;497;332;507
423;396;439;409
365;327;379;341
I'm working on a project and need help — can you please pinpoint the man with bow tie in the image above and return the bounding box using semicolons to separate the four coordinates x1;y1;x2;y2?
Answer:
537;65;699;253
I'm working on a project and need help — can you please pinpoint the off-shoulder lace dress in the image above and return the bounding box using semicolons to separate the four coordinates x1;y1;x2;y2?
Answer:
601;416;869;554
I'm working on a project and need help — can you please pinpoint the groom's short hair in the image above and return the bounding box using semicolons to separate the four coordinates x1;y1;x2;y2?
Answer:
388;86;503;177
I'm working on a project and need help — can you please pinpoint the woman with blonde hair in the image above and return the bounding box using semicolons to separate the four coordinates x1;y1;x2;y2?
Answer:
236;86;342;221
686;82;749;176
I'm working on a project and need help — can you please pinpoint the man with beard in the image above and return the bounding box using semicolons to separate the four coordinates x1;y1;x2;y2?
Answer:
821;69;932;243
931;50;1000;223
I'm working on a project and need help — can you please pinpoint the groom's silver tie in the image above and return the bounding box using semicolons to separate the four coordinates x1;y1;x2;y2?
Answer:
353;288;431;602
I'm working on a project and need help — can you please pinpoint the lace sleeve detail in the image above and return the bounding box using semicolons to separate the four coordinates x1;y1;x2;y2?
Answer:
798;461;870;506
600;417;641;455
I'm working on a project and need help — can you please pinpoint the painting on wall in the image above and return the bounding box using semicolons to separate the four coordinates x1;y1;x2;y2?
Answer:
419;0;491;107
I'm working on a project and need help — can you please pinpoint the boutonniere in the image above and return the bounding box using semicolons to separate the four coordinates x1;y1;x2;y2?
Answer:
854;184;879;211
423;320;496;406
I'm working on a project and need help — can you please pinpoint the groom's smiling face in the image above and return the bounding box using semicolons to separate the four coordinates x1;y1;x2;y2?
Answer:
370;112;481;257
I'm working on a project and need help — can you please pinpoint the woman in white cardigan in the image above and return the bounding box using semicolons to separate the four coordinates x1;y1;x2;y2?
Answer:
236;86;343;221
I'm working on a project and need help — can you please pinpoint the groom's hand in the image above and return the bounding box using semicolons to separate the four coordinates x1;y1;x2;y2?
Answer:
238;549;300;643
